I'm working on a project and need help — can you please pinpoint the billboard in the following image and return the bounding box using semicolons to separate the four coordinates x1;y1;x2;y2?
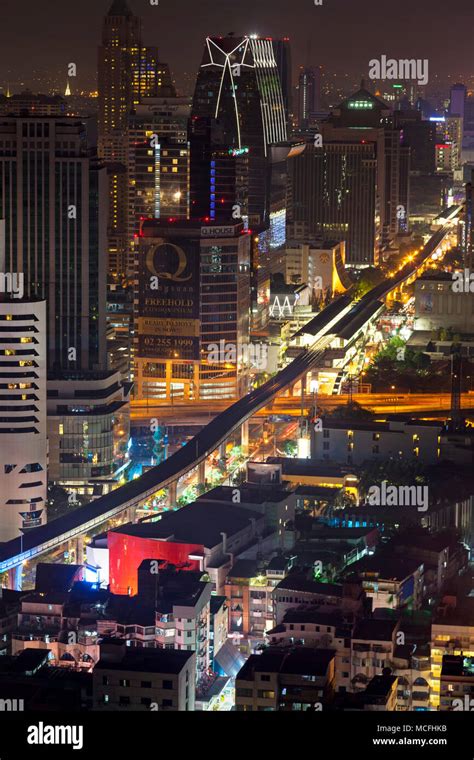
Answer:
137;238;200;360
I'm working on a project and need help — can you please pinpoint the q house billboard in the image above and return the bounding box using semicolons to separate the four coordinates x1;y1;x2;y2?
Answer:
137;238;200;361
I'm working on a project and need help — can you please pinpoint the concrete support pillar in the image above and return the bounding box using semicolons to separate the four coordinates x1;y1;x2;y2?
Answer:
166;360;172;403
126;504;137;524
219;441;226;459
167;480;178;507
7;563;22;590
75;536;84;564
241;419;249;456
198;460;206;485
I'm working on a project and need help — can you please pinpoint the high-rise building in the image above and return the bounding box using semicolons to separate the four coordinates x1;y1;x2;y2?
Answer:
0;115;108;374
47;370;131;497
192;36;295;328
446;114;463;171
272;38;292;128
0;297;47;542
297;67;321;130
289;83;410;265
449;83;466;120
0;114;131;499
127;97;191;276
98;0;173;163
98;0;175;289
192;35;287;229
289;139;378;266
189;116;249;223
393;110;436;175
134;219;251;402
463;179;474;268
0;92;66;117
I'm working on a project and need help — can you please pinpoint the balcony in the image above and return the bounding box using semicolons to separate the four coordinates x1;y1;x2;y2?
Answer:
13;631;59;643
412;660;431;673
412;692;430;703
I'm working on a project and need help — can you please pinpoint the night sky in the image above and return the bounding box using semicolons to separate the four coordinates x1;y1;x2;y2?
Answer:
0;0;473;92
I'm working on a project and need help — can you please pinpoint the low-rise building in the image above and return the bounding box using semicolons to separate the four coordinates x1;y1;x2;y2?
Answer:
93;640;195;711
235;647;336;711
11;591;100;669
350;619;398;693
224;556;293;639
209;596;228;672
360;674;398;711
391;529;468;596
273;574;365;625
312;419;442;466
431;598;474;709
267;608;352;693
439;654;474;711
348;553;424;611
108;501;266;595
100;566;213;688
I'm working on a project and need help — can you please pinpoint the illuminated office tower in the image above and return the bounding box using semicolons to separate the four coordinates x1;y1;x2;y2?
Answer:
0;114;130;499
189;116;249;223
289;83;410;265
127;97;190;275
98;0;174;281
192;35;291;328
272;38;292;128
98;0;173;162
0;115;107;373
297;67;321;130
192;34;287;229
0;294;47;542
134;220;250;402
445;114;463;172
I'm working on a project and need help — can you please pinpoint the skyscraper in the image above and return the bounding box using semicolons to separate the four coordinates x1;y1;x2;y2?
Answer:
192;35;291;328
289;83;410;265
192;35;287;228
0;293;47;541
0;115;108;373
449;83;466;120
297;67;321;130
134;220;250;402
289;139;378;266
0;114;130;501
98;0;174;284
127;96;191;276
98;0;173;163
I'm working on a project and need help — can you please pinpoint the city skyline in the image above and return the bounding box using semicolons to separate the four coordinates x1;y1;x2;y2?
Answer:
0;0;474;737
1;0;474;95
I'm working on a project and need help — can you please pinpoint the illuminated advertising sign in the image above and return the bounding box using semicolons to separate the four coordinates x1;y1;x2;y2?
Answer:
137;238;200;359
20;509;44;529
228;147;249;157
201;225;236;237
